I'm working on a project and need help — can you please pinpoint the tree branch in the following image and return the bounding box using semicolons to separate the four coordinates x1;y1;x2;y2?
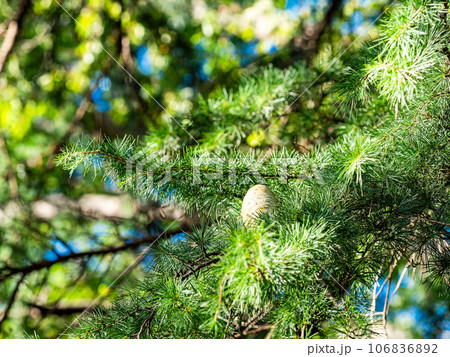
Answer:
382;261;396;328
179;257;220;281
386;262;410;313
27;303;93;316
0;273;25;331
234;324;274;338
0;233;171;283
0;0;29;72
294;0;344;63
134;310;156;339
115;0;149;116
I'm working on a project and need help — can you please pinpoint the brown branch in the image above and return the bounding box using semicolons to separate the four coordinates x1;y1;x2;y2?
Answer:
121;36;134;76
386;262;410;313
306;0;343;61
230;302;273;338
0;0;29;72
191;251;222;264
180;256;221;281
290;0;343;64
395;213;450;227
375;275;389;301
116;0;133;81
213;272;228;322
134;310;156;339
265;323;277;339
243;303;271;329
417;215;450;226
0;273;24;331
234;324;274;338
27;303;93;316
439;1;450;62
375;255;397;302
382;260;397;328
116;0;149;115
0;233;167;283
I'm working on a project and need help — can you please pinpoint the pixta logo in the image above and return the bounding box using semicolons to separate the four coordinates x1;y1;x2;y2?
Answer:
307;344;352;356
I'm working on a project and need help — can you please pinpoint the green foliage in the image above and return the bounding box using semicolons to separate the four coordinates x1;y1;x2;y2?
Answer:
334;0;450;110
2;0;449;339
57;0;450;339
5;0;337;338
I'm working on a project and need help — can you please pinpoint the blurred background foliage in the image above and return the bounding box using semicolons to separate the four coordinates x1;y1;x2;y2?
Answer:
0;0;448;338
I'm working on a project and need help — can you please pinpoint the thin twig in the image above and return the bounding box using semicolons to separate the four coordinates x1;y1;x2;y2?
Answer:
382;264;395;328
180;257;220;281
135;310;155;339
234;324;274;338
213;272;228;322
375;277;388;300
265;323;277;339
386;262;410;314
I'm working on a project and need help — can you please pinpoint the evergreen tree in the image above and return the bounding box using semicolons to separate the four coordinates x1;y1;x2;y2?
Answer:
57;0;450;338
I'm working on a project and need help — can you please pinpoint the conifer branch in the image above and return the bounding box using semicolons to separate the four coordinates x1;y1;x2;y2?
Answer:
0;233;173;283
58;0;450;339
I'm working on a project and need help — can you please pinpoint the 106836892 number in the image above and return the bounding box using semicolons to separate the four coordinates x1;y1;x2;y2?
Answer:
368;343;438;354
